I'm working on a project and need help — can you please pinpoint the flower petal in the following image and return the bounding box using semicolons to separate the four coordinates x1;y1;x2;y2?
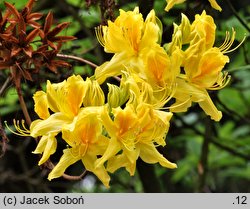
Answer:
33;91;50;119
139;143;177;169
30;112;71;137
95;137;121;168
198;91;222;121
82;153;110;188
33;133;57;165
107;153;137;176
208;0;222;11
48;148;80;180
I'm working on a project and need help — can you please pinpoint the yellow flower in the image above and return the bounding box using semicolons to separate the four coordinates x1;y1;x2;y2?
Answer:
170;77;223;121
30;75;86;165
48;107;110;188
168;11;244;121
95;104;176;175
165;0;222;12
171;36;230;121
107;83;129;108
95;7;161;84
30;75;86;138
190;11;216;49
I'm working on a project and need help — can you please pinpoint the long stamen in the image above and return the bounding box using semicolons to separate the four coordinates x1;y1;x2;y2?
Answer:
95;26;105;47
219;28;246;54
5;119;30;137
207;72;231;90
162;96;191;111
152;82;177;109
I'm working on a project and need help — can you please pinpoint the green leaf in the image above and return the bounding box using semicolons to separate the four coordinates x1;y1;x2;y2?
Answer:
218;88;249;116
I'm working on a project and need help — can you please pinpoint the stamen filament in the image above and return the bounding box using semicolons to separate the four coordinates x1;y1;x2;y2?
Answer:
95;26;105;47
219;28;246;54
5;119;30;137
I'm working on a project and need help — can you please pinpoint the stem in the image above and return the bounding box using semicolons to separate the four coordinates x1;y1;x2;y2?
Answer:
225;0;250;33
137;159;162;192
16;85;32;126
0;77;11;96
62;172;87;181
56;53;98;68
57;53;121;82
210;139;250;161
10;67;32;126
44;159;87;181
198;118;212;192
176;115;250;161
0;116;9;158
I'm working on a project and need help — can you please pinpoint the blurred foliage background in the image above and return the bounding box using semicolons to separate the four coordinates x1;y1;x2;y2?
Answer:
0;0;249;192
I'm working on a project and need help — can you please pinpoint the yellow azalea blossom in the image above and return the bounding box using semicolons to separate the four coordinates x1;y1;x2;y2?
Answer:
171;39;230;121
190;11;216;49
170;78;223;121
29;75;86;165
168;11;243;121
30;75;86;138
95;104;176;175
165;0;222;12
95;7;161;84
48;107;110;188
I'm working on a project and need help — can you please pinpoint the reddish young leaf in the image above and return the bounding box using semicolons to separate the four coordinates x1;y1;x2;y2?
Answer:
4;2;20;19
28;13;43;21
18;15;26;34
44;12;54;34
47;22;70;38
26;0;36;12
23;45;33;58
47;40;57;50
11;47;22;57
52;35;77;42
26;28;40;44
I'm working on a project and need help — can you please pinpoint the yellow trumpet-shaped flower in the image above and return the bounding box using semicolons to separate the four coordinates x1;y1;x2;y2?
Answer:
168;11;244;121
95;7;162;83
30;75;86;138
171;39;230;121
190;11;216;49
29;75;86;165
48;107;110;187
95;104;176;175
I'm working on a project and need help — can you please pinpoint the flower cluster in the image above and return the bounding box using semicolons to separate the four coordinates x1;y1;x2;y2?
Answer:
13;6;240;187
